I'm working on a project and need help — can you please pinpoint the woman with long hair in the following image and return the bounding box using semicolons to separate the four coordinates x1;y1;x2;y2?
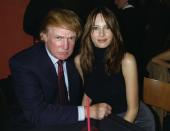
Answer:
75;7;155;131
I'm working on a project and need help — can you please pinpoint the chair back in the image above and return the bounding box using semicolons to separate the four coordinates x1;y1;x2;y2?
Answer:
144;77;170;112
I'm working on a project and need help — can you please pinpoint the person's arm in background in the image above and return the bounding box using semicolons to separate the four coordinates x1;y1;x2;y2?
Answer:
152;50;170;69
122;53;139;123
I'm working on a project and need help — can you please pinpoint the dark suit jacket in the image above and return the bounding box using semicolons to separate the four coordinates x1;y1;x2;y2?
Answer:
8;42;83;130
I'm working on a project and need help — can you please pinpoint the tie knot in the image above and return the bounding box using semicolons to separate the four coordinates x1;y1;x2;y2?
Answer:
57;60;63;65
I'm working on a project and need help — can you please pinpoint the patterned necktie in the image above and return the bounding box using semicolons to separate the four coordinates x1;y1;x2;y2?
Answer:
57;60;68;104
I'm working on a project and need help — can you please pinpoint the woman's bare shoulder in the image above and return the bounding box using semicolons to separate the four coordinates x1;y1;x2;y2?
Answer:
74;54;81;65
122;52;136;65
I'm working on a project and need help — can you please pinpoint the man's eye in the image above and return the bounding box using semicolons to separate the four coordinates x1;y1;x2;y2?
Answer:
56;36;63;40
69;37;76;40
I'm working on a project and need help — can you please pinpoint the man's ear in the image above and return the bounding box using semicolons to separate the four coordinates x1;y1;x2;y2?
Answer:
40;32;47;42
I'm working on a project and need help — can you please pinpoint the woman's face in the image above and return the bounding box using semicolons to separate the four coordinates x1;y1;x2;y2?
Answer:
91;13;113;48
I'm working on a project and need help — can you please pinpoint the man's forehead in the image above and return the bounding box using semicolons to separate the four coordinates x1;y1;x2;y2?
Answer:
47;26;76;36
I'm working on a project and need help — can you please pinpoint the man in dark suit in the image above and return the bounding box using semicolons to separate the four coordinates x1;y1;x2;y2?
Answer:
8;8;146;131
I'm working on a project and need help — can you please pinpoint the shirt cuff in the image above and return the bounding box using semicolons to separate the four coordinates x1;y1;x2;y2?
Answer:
78;106;85;121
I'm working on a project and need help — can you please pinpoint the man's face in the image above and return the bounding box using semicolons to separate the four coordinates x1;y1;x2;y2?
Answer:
41;26;77;60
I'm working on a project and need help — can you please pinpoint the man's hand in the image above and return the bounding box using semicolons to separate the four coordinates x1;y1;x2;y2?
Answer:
85;103;112;120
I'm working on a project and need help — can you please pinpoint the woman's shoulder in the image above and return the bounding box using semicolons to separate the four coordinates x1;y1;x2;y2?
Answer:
74;54;84;80
122;52;136;65
74;54;81;65
74;54;82;71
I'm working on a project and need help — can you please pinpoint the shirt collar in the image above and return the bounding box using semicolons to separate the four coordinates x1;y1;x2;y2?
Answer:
45;46;58;65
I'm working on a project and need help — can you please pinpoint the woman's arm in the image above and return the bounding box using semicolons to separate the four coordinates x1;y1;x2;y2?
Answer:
122;53;139;123
152;50;170;69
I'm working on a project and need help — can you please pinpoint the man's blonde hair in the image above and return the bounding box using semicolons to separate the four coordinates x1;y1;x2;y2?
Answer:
40;8;82;39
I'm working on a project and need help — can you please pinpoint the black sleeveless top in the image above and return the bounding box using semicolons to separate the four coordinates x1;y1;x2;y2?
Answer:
84;46;127;114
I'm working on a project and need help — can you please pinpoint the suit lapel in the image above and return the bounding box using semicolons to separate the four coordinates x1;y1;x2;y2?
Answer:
38;44;58;88
66;59;74;100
